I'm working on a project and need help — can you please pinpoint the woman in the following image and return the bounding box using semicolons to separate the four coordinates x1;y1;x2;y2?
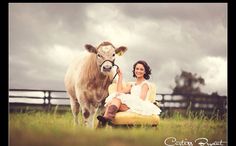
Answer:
97;60;161;125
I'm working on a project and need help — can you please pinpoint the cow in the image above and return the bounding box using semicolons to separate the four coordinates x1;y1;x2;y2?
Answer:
64;41;127;128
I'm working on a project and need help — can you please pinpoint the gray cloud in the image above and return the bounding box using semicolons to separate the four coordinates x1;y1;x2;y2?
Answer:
118;3;226;24
9;3;227;95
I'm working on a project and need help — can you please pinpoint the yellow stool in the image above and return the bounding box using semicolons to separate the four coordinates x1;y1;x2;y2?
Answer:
108;82;160;127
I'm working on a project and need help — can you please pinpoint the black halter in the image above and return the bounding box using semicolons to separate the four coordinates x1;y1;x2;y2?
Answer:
99;59;115;67
99;59;119;84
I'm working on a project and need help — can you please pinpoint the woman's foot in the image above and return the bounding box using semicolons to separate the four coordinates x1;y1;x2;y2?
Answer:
97;115;111;127
97;105;118;127
97;115;107;123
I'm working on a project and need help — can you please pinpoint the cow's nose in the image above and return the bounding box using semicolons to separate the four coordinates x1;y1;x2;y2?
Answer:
103;65;112;72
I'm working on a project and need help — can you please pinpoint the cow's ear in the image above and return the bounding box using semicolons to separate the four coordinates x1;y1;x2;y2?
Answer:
115;46;127;56
85;44;97;54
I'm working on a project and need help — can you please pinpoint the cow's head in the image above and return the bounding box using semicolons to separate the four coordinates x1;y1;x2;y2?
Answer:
85;41;127;74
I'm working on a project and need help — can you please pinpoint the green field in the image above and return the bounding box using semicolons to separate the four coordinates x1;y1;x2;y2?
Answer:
9;111;227;146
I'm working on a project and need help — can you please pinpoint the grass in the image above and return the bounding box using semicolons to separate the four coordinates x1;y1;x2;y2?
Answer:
9;111;227;146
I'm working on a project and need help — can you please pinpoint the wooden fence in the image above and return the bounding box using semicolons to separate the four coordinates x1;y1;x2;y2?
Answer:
156;93;227;117
9;89;227;117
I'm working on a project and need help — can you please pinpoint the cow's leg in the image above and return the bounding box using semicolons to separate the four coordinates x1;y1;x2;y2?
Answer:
86;107;96;128
78;94;96;128
69;97;80;125
80;103;96;128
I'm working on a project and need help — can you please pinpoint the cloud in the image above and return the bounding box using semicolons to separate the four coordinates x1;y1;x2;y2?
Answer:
9;3;227;95
197;56;227;96
45;44;81;67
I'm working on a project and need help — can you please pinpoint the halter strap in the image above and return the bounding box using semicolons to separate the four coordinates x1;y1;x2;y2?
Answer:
98;59;119;84
99;59;115;67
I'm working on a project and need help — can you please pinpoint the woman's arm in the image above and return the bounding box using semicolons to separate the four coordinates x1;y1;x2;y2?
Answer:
139;83;149;100
116;68;131;93
116;68;123;92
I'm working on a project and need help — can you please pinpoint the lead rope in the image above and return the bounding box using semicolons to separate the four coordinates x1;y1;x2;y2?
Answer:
110;64;119;84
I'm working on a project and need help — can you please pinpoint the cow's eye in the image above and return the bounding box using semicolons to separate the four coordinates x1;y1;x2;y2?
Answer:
97;54;102;58
112;53;115;57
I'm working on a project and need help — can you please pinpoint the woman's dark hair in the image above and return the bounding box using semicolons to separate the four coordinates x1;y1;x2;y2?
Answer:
132;60;152;80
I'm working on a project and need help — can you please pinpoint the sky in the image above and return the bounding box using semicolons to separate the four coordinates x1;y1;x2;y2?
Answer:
9;3;227;96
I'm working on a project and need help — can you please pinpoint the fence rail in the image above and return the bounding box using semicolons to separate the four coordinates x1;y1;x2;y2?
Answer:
9;89;227;117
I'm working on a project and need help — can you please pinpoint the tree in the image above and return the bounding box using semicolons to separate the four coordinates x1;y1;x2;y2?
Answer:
172;70;205;94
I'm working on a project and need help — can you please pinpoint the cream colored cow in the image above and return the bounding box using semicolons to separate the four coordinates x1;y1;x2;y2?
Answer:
64;41;127;128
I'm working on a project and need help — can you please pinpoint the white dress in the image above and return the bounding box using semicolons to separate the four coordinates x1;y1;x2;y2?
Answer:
105;80;161;116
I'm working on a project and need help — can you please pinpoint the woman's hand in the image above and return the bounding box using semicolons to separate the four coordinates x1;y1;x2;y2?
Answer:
116;68;132;94
117;68;123;78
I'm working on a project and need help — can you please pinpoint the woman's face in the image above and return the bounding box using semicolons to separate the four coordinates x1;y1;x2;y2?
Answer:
134;63;145;78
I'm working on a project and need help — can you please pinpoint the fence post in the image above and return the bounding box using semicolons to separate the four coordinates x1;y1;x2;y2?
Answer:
161;94;169;117
48;91;52;111
43;91;47;105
